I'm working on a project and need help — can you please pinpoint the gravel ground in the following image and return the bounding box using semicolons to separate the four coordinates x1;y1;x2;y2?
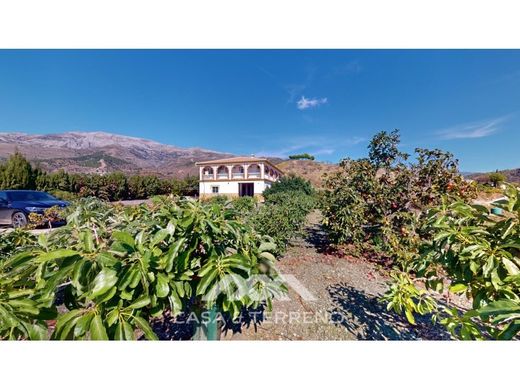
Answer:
222;211;455;341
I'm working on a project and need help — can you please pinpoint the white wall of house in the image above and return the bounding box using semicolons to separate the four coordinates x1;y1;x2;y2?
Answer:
199;180;270;196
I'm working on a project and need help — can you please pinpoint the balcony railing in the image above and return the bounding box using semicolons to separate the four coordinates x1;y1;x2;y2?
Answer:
232;173;245;178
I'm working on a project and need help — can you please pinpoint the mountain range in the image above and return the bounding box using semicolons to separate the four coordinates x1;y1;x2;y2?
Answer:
0;131;238;178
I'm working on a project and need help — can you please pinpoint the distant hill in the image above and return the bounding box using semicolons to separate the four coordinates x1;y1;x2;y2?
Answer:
277;159;339;188
467;168;520;184
0;131;235;178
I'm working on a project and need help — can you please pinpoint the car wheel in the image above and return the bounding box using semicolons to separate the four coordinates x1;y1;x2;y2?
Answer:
12;211;28;228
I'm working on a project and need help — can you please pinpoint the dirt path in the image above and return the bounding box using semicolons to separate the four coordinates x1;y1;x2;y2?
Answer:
222;210;452;340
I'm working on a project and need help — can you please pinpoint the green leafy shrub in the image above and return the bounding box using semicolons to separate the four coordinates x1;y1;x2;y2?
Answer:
250;192;315;253
321;130;476;265
203;195;230;206
230;196;257;214
384;184;520;339
288;153;315;160
49;189;78;201
263;175;315;199
0;197;287;340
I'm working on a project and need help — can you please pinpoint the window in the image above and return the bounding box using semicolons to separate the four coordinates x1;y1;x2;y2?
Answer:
211;186;219;194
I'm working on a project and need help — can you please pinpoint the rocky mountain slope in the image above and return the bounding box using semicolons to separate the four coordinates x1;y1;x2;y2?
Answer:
277;159;340;188
0;131;234;177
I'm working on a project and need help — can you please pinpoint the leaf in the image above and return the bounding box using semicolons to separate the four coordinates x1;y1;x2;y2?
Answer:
95;286;118;304
115;320;135;340
502;258;520;275
491;269;502;290
164;238;186;272
151;229;170;247
114;322;124;340
128;295;151;310
26;323;48;340
259;241;277;252
168;291;183;316
449;283;468;293
133;316;158;340
404;309;416;325
259;252;276;263
174;281;185;298
74;312;94;338
112;231;135;248
122;321;135;340
2;252;36;269
80;230;95;253
97;252;119;267
196;268;219;296
477;300;520;317
498;320;520;340
35;249;79;263
90;314;109;340
53;309;83;340
89;268;118;300
106;309;119;327
155;273;170;298
118;265;139;291
71;258;87;291
483;255;495;277
7;299;40;315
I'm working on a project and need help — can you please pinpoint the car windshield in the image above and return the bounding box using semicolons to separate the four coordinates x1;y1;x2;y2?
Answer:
6;191;57;201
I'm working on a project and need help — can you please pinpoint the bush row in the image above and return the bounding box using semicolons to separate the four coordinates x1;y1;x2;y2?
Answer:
0;151;198;200
0;197;286;340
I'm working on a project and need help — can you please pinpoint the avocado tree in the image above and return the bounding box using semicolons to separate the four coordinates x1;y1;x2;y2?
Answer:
0;197;286;340
383;184;520;339
0;150;38;190
321;130;475;264
488;172;506;187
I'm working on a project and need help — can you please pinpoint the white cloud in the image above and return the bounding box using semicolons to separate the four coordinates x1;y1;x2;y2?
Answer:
297;96;328;110
437;116;509;140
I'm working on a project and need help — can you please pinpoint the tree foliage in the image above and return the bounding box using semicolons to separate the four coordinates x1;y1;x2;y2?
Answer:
288;153;315;160
383;185;520;339
368;129;409;168
321;130;476;264
263;174;315;199
250;192;315;253
488;172;506;187
0;150;39;190
0;197;287;340
0;151;198;200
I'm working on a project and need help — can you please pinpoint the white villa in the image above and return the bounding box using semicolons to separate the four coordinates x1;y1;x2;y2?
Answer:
195;156;283;198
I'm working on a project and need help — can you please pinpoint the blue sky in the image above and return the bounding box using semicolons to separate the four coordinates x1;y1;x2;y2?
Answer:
0;50;519;172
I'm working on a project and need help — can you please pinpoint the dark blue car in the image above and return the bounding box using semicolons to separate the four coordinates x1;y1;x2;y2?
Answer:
0;190;69;228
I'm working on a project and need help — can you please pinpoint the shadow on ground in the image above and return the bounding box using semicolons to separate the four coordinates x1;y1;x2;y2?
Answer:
328;283;452;340
221;305;266;336
150;306;266;340
304;222;330;253
150;311;196;340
